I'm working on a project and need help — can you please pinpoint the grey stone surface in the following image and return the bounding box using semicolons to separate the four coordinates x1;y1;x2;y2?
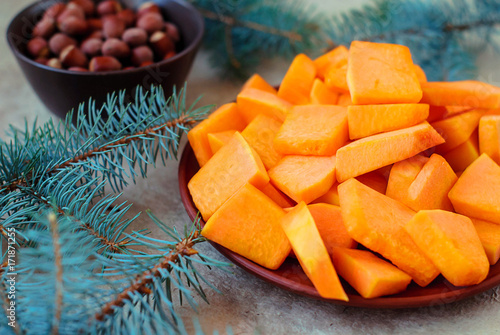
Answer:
2;1;500;334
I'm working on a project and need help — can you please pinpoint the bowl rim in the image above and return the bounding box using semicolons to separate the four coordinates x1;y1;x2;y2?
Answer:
6;0;205;76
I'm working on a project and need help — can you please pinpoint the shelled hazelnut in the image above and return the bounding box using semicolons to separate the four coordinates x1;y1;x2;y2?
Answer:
27;0;181;72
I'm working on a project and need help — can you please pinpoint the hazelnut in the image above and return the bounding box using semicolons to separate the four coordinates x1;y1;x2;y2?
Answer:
87;18;103;31
137;2;161;17
103;15;126;39
68;66;89;72
57;3;85;24
97;1;122;16
123;66;135;70
60;45;88;68
130;45;153;66
117;9;136;27
58;16;88;36
165;22;180;42
48;33;77;55
89;56;122;72
149;31;174;57
136;13;164;34
88;30;104;40
122;27;148;47
35;57;49;65
163;51;176;60
47;58;62;69
102;38;130;58
69;0;95;16
43;3;66;20
27;37;50;58
140;60;154;67
80;38;103;57
32;18;56;39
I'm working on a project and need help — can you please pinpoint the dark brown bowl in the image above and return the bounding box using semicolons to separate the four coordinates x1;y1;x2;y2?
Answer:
178;142;500;309
7;0;204;120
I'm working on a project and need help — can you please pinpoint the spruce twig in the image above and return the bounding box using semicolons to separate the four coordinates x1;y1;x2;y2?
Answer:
49;213;63;335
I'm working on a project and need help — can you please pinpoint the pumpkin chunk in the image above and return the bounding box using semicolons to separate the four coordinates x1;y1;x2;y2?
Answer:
471;218;500;265
207;130;236;154
336;122;444;182
274;105;348;156
259;182;295;208
202;183;291;269
331;247;412;298
413;64;427;83
347;103;429;140
188;132;269;220
347;41;422;104
308;203;357;254
280;202;348;300
242;73;277;95
405;210;489;286
443;130;479;172
387;154;457;211
269;155;336;204
479;115;500;165
386;154;429;202
237;88;292;123
188;103;246;167
431;109;483;154
314;45;349;80
449;153;500;224
338;178;439;286
337;93;352;106
310;79;339;105
324;63;349;93
312;182;340;206
278;54;316;105
241;114;283;169
421;80;500;108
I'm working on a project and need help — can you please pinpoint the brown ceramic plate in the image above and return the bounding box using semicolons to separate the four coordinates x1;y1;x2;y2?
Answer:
178;143;500;308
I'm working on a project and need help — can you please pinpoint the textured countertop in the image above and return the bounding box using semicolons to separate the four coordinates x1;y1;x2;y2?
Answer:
2;1;500;334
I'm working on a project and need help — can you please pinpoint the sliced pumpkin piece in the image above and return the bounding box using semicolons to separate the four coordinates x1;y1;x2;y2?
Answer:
337;93;352;106
259;182;295;208
331;247;412;299
274;105;348;156
241;114;283;169
405;210;489;286
207;130;236;154
310;79;339;105
479;115;500;165
386;154;429;202
277;54;316;105
280;202;348;300
188;103;246;167
236;88;292;123
202;183;291;269
314;45;349;80
188;132;269;220
347;41;422;104
312;182;340;206
421;80;500;108
338;178;439;287
269;155;336;204
324;63;349;93
413;64;427;83
336;122;444;182
347;103;429;140
449;153;500;224
443;130;479;172
471;218;500;265
241;73;277;95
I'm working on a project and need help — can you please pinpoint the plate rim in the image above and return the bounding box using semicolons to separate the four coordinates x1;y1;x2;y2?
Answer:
178;142;500;309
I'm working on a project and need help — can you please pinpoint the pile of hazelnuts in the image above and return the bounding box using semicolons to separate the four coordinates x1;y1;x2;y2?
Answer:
27;0;180;72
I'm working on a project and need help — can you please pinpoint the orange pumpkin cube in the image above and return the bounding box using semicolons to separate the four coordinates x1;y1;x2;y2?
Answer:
259;182;295;208
237;88;292;123
336;122;444;182
443;130;479;172
347;41;422;105
202;183;291;269
241;73;277;95
188;132;269;220
188;103;246;167
277;54;316;105
280;202;348;300
471;218;500;265
269;155;336;204
449;153;500;224
338;178;439;286
405;210;489;286
479;115;500;165
309;79;339;105
324;63;349;93
331;247;412;298
413;64;427;84
337;93;352;106
314;45;348;80
421;80;500;108
241;114;283;169
274;105;348;156
207;130;236;154
347;103;429;140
